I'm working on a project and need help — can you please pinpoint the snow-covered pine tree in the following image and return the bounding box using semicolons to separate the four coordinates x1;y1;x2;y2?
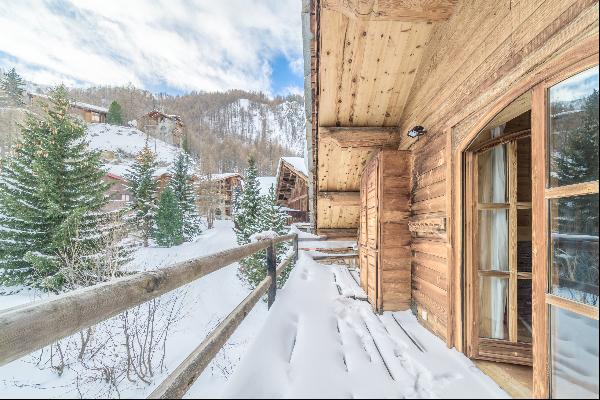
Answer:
0;86;127;290
169;152;202;240
107;100;123;125
258;184;293;287
234;156;265;288
0;68;26;107
125;142;158;247
154;187;184;247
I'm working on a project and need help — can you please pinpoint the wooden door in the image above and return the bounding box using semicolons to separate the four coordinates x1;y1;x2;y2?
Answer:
359;154;380;307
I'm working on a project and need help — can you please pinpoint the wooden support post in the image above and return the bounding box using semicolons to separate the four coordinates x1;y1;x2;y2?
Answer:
267;243;276;308
293;233;299;262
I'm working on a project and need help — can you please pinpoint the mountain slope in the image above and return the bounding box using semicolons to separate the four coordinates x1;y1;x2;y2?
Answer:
69;86;305;175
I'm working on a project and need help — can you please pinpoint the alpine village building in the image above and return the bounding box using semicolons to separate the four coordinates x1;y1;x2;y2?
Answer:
303;0;599;398
275;157;310;223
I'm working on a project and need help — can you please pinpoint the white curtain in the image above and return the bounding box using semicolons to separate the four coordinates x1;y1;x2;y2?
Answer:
480;125;509;339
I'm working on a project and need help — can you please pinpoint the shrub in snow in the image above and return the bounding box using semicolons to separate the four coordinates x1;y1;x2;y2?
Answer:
154;187;184;247
126;142;158;247
0;86;131;291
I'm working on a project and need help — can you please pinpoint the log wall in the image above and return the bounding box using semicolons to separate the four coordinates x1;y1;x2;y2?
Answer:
400;0;599;345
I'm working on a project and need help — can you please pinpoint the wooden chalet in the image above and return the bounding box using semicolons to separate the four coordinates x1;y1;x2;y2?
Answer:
28;92;108;123
138;110;185;147
103;173;132;212
305;0;599;397
275;157;310;223
197;173;243;217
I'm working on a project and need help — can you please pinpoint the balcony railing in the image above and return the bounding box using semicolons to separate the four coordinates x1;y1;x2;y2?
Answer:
0;233;299;399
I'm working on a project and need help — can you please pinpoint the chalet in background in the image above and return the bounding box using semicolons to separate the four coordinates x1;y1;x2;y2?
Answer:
275;156;309;223
103;173;132;212
197;173;244;217
138;110;185;147
27;92;107;123
304;0;599;397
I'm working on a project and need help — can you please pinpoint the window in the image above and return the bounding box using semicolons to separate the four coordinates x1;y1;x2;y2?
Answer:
544;66;599;399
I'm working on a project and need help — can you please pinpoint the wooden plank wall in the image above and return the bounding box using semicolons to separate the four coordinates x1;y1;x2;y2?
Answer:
379;150;412;311
409;132;449;340
399;0;599;345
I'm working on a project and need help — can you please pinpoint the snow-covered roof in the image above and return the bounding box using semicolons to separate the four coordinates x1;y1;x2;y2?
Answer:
207;172;242;181
28;92;108;114
257;176;276;196
280;156;308;178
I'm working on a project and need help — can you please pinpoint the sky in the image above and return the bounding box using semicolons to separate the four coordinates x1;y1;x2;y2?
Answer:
0;0;305;97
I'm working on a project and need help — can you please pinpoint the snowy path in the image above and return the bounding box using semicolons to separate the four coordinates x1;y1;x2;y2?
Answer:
0;220;268;399
224;252;509;399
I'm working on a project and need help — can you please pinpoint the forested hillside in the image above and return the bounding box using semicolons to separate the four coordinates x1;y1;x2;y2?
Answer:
68;86;305;175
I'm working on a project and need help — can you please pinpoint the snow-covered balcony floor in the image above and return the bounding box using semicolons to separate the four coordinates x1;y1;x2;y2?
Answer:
223;253;509;399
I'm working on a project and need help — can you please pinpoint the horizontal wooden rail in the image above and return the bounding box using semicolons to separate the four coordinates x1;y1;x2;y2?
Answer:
0;233;297;367
149;251;296;399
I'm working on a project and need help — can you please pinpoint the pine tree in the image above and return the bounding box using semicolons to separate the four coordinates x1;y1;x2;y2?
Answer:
0;68;26;107
107;100;123;125
154;187;183;247
169;152;202;240
0;86;125;290
234;156;265;288
234;156;261;245
126;142;158;247
258;184;292;287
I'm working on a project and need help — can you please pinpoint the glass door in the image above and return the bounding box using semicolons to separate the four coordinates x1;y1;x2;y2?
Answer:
533;65;599;398
470;134;533;364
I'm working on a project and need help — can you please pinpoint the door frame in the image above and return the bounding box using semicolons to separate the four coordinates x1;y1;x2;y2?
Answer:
447;35;599;398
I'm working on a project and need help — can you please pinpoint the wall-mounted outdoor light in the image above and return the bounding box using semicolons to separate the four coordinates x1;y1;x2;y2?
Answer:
407;125;427;138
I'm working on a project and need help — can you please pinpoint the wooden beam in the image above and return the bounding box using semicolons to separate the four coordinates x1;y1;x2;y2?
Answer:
316;228;358;239
318;191;360;206
322;0;457;22
320;126;400;148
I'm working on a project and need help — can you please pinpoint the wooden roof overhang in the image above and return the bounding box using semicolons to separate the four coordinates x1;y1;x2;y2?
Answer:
308;0;458;237
276;159;309;204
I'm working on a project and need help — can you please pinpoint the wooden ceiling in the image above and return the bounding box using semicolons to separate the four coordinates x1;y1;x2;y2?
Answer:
318;6;434;127
313;0;458;234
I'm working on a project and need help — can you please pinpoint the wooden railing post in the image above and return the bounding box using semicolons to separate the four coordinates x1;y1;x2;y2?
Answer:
266;241;276;308
293;233;299;262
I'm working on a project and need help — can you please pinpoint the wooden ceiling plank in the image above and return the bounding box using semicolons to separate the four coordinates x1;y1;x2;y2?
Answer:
322;0;458;22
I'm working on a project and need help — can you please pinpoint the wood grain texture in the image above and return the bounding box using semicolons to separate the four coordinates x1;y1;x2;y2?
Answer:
322;0;458;22
320;126;400;147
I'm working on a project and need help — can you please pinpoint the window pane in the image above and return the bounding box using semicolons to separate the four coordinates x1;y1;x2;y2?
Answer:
478;144;507;203
550;306;599;398
479;276;509;340
518;208;532;273
517;279;532;343
479;210;509;271
550;194;599;307
548;66;599;187
517;137;532;202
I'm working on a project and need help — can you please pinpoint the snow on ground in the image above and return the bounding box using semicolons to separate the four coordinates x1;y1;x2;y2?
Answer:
224;252;509;399
86;123;183;177
257;176;276;196
0;220;268;399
